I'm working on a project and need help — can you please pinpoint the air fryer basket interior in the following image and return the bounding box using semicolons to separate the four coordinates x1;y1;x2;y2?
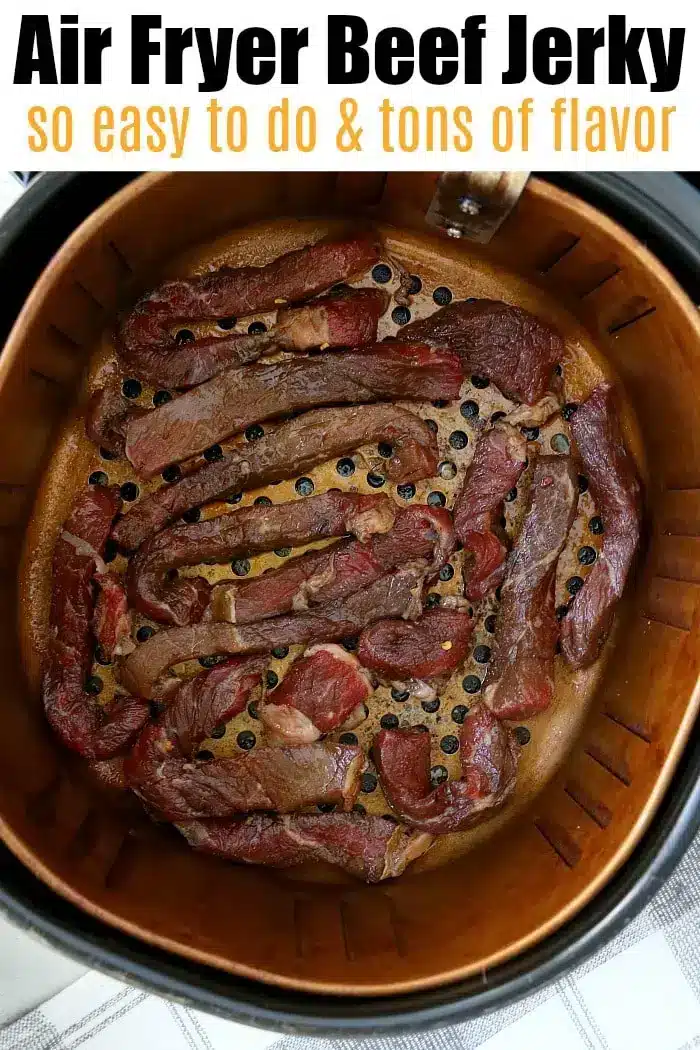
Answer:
1;173;700;1004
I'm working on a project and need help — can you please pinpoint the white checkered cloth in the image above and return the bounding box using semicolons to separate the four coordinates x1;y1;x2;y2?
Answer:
2;832;700;1050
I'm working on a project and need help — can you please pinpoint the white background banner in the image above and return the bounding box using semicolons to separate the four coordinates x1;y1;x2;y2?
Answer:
0;0;697;170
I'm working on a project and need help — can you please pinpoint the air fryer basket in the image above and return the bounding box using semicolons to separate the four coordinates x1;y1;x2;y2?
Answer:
1;172;700;1034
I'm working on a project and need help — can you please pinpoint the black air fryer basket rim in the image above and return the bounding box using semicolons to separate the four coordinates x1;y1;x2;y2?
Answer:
0;171;699;1036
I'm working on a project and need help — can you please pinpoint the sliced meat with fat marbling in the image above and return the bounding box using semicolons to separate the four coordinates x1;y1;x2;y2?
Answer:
85;380;144;458
42;487;149;758
126;491;395;626
402;298;563;404
208;504;455;625
179;813;433;882
117;233;381;387
90;288;388;460
93;572;134;660
275;286;388;350
126;736;364;820
484;455;578;720
125;343;461;478
122;655;366;820
260;644;373;745
157;655;267;754
373;704;519;834
454;423;528;601
112;404;439;551
121;566;428;698
561;383;643;669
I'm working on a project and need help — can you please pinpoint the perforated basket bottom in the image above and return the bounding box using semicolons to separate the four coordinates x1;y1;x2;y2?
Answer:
19;217;642;878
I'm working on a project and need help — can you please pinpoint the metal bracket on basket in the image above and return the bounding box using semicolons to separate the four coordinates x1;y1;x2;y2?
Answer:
425;172;530;244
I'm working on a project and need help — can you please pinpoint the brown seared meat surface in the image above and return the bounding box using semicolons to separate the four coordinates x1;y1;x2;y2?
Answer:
374;704;518;834
127;734;364;821
117;233;381;387
42;487;148;758
127;491;395;626
112;404;439;551
484;456;578;720
453;423;528;601
561;383;643;669
402;298;562;404
125;343;462;478
179;813;433;882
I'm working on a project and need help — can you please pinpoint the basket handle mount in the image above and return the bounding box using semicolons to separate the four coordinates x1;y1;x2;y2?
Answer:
425;171;530;244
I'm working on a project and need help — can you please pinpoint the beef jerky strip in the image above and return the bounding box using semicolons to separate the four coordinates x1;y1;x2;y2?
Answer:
373;704;519;834
124;657;364;819
125;342;461;477
357;608;474;682
127;490;395;626
42;487;148;758
208;504;455;625
117;233;381;387
112;404;439;551
93;572;134;660
121;566;427;698
484;456;578;720
84;379;146;458
157;655;267;753
274;286;388;351
453;423;528;601
179;813;433;883
88;288;389;457
402;298;563;404
126;738;364;821
561;382;643;669
122;656;265;807
260;644;374;746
